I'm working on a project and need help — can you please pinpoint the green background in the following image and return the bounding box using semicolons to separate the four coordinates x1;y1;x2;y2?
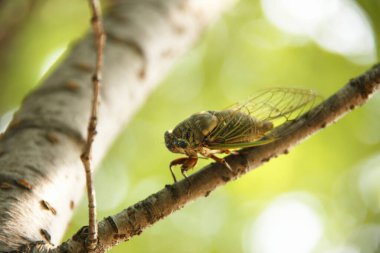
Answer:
0;1;379;252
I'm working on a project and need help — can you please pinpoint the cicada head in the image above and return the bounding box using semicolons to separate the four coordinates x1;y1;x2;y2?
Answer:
164;130;190;154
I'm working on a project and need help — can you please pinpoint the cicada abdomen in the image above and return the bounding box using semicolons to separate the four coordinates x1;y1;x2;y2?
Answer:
165;87;320;182
204;110;274;149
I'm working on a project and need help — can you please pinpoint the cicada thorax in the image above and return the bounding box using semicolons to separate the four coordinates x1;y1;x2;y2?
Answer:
204;110;273;147
172;111;219;148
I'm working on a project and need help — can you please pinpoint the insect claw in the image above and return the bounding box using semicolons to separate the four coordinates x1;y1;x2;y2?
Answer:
181;168;192;188
223;160;233;172
208;154;233;173
181;169;188;179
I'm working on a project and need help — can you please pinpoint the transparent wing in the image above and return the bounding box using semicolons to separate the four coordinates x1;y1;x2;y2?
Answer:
230;87;320;126
206;87;321;149
206;136;277;150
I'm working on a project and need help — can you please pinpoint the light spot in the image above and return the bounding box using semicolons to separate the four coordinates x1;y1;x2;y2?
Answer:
39;47;67;79
245;193;323;253
358;155;380;213
0;109;16;132
324;245;360;253
261;0;376;64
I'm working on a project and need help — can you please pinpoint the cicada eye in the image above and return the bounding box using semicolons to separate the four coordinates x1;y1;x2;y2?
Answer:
177;139;188;149
164;130;175;150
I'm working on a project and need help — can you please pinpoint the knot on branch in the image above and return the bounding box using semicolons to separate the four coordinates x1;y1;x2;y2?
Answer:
350;63;380;99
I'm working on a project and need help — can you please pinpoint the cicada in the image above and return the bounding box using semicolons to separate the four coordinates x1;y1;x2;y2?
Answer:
164;88;319;182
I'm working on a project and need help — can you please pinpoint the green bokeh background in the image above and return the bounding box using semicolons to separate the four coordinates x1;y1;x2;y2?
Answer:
1;1;379;252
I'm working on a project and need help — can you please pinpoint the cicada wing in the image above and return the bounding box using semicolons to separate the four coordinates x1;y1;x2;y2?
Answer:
205;88;321;150
207;136;277;149
230;87;320;126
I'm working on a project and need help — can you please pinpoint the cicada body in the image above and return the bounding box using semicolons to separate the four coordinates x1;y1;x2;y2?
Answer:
165;88;320;182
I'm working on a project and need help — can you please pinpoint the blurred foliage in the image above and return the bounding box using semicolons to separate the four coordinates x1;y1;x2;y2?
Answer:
0;0;380;253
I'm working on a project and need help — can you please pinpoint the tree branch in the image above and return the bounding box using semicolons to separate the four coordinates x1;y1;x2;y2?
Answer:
55;64;380;252
0;0;235;252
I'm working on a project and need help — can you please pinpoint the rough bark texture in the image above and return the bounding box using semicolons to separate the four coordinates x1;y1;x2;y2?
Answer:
0;0;235;251
54;63;380;253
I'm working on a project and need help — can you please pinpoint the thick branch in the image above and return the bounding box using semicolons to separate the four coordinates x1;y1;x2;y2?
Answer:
56;63;380;253
0;0;235;251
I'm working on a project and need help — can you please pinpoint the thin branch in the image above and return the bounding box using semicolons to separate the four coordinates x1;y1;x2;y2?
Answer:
81;0;106;250
56;64;380;252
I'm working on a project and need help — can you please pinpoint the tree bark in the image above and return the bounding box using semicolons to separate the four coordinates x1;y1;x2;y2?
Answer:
0;0;235;251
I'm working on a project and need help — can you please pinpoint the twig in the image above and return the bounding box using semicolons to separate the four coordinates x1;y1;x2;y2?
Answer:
56;64;380;252
81;0;106;250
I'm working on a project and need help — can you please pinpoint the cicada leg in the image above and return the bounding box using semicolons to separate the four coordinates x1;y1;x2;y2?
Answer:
207;154;233;172
169;157;198;183
218;149;238;155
